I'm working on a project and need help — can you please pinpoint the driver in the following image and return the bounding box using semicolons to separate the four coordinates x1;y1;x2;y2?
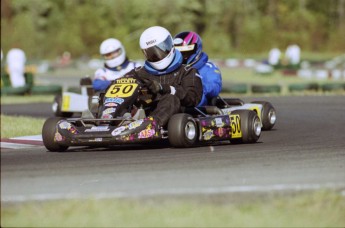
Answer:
124;26;203;128
93;38;141;91
173;31;222;106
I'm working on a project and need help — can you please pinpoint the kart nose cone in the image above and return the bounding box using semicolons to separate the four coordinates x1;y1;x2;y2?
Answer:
268;109;277;125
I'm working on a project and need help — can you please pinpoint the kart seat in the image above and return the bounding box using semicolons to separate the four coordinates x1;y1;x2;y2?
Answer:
182;106;223;117
209;96;245;108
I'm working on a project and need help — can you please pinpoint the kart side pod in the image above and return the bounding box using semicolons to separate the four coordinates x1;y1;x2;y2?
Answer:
197;110;261;144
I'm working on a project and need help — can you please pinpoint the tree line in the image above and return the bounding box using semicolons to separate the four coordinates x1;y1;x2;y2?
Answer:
1;0;344;60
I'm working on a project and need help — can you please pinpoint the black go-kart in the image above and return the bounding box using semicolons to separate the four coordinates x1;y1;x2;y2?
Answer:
42;76;276;152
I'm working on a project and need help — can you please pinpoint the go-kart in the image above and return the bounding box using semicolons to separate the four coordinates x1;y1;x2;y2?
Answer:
42;76;276;152
52;77;94;117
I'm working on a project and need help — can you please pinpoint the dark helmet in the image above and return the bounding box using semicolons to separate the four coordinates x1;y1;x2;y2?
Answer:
173;31;202;65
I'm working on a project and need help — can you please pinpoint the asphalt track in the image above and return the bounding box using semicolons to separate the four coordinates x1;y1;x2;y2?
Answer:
1;95;345;202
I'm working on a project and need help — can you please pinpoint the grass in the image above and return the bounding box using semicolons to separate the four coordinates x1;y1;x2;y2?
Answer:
1;95;55;105
1;190;344;227
0;114;46;138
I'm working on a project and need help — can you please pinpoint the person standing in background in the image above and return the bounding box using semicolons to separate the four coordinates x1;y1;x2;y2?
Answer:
6;47;26;88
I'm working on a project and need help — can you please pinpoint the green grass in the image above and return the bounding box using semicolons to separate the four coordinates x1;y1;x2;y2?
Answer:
1;114;45;138
1;190;344;227
1;95;55;105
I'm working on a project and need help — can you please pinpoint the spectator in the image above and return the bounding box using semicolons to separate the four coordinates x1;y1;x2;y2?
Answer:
6;48;26;88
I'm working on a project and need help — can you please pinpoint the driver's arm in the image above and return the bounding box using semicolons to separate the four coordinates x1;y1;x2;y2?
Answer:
175;67;203;107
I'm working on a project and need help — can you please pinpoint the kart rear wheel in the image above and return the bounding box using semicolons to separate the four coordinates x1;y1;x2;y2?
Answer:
251;101;276;130
230;110;261;144
168;114;198;147
42;117;69;152
52;95;74;118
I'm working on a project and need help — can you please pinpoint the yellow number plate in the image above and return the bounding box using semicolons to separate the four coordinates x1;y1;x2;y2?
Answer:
105;83;138;98
62;95;70;111
230;114;242;138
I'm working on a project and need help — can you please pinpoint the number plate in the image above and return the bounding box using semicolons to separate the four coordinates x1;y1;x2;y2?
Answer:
105;83;138;98
62;95;70;111
230;114;242;138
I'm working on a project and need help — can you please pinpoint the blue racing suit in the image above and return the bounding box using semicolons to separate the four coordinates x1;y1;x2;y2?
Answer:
93;59;141;91
191;52;222;106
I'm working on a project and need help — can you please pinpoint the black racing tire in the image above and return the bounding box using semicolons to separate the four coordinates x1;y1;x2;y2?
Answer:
251;84;281;94
42;117;69;152
251;101;276;130
229;110;261;144
168;113;198;147
52;95;74;117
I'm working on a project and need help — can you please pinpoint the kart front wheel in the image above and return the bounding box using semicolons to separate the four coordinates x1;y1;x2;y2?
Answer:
251;101;276;130
230;110;261;144
42;117;69;152
52;95;74;118
168;114;198;148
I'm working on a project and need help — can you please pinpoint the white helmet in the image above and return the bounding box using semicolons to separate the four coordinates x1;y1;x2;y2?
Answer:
140;26;175;70
99;38;126;68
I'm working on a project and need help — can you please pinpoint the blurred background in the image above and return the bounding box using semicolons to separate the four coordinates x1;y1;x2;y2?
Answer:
1;0;345;93
2;0;345;59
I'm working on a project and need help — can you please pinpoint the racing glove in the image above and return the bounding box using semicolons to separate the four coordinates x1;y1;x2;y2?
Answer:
144;79;173;95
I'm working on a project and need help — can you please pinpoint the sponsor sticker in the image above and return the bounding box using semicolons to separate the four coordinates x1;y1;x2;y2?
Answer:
103;108;116;114
111;126;126;136
128;119;144;129
116;78;136;84
104;102;118;107
203;129;214;140
85;126;109;132
59;121;71;130
104;97;124;104
215;118;224;127
89;138;103;142
54;132;63;141
138;129;155;138
101;113;113;119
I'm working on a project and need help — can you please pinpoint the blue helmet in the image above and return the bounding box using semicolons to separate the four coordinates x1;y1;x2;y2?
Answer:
173;31;202;65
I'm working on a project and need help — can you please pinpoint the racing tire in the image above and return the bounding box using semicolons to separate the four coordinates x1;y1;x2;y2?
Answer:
52;95;74;118
230;110;261;144
42;117;69;152
168;113;198;148
251;101;276;130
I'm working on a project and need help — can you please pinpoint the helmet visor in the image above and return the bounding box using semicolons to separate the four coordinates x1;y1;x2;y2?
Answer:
174;38;196;63
142;36;173;62
103;48;122;60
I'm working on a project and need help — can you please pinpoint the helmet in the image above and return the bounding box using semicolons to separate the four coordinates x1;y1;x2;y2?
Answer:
139;26;175;70
173;31;202;65
99;38;126;68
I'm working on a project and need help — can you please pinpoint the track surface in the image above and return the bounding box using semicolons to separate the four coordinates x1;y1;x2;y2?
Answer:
1;96;345;202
